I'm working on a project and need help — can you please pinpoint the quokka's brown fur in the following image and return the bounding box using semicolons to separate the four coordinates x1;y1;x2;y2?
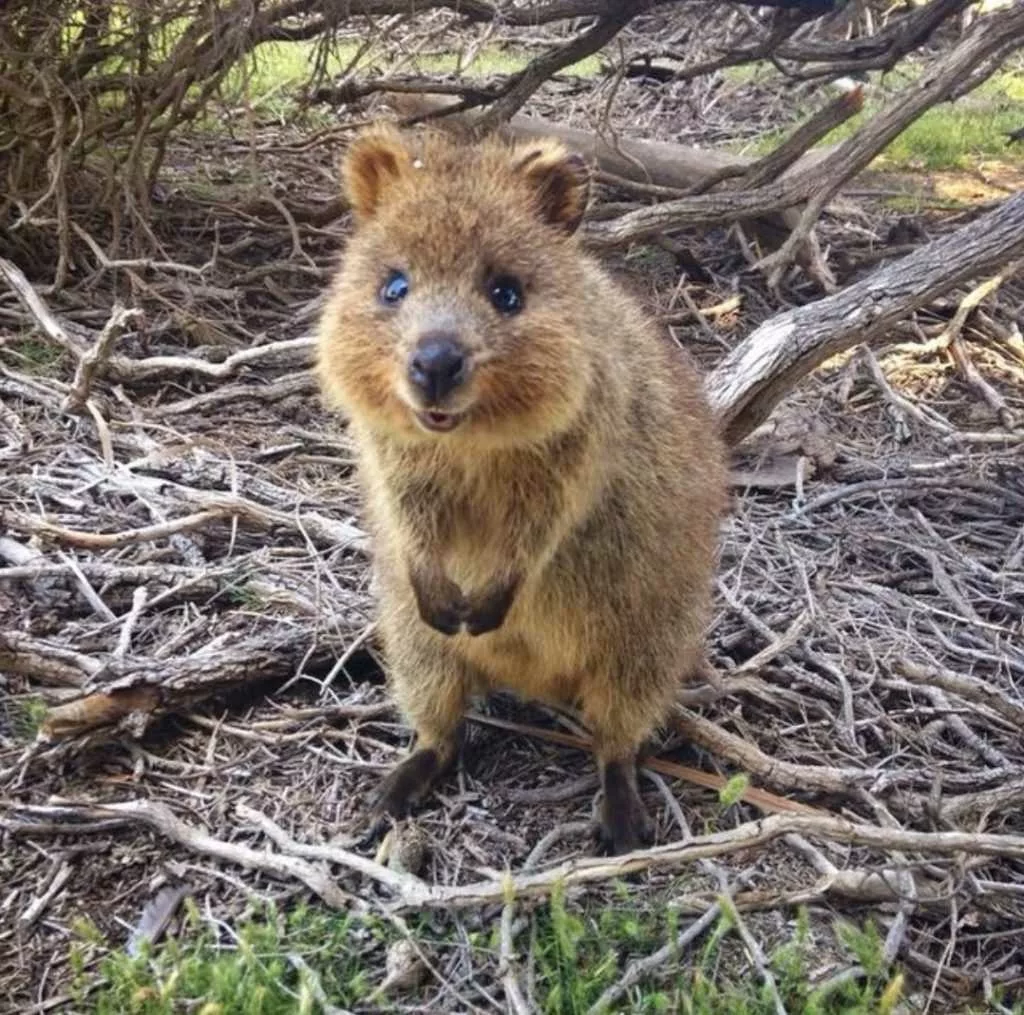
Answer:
316;122;728;853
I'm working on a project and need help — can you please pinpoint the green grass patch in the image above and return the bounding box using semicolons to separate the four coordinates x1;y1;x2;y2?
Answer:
736;69;1024;171
532;887;905;1014
7;336;67;376
72;899;392;1014
6;695;49;740
71;887;1023;1014
722;60;777;86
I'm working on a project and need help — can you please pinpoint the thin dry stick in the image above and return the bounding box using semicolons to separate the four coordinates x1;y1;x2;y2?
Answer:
108;336;316;384
55;551;117;622
720;892;789;1015
234;803;425;900
936;262;1020;347
860;347;956;435
2;254;315;385
586;905;722;1014
729;609;810;677
114;586;149;659
17;800;355;908
469;712;830;815
5;508;231;550
500;896;533;1015
897;658;1024;729
63;304;142;412
0;257;87;355
18;860;73;933
947;332;1018;429
671;708;869;795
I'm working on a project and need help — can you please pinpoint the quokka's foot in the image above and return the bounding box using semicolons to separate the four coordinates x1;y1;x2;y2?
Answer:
597;759;655;855
371;747;447;820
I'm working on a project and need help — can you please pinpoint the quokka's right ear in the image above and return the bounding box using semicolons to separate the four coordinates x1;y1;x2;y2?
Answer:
512;139;591;235
342;125;412;222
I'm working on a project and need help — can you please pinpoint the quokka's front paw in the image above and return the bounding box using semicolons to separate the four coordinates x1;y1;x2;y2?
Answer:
418;599;466;636
410;566;468;636
464;576;521;636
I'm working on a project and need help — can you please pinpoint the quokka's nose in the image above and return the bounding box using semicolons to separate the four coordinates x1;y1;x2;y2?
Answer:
408;334;467;404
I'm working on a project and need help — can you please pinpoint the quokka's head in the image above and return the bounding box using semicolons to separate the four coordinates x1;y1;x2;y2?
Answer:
317;123;595;447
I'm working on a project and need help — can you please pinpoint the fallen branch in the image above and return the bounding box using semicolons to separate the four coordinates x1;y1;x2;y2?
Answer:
0;630;346;740
17;460;370;554
671;708;870;795
471;712;831;815
897;658;1024;730
1;256;315;385
10;800;1024;912
707;191;1024;445
4;508;232;551
63;304;142;412
4;800;356;910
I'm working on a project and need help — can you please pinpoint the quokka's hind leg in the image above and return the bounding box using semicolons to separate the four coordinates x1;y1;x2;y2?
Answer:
595;752;655;855
582;679;665;855
370;638;473;821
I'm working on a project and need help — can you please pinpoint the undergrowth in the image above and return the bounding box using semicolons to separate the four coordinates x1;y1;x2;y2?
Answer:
66;888;956;1014
70;899;389;1014
533;887;905;1015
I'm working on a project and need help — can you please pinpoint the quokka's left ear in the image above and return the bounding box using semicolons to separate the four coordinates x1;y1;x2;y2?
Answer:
511;139;591;235
341;123;414;223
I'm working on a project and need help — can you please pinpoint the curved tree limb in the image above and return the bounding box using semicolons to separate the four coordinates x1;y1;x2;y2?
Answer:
474;5;646;131
707;192;1024;445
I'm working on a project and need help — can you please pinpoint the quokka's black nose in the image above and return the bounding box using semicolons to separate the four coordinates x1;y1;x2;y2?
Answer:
408;334;467;403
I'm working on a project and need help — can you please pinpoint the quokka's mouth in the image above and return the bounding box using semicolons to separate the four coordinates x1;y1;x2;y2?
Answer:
415;409;464;433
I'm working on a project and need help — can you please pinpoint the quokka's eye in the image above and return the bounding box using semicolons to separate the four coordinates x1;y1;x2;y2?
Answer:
488;275;524;316
379;270;409;305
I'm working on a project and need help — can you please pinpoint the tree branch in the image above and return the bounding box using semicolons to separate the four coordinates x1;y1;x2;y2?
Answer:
706;192;1024;445
586;6;1024;250
474;6;643;131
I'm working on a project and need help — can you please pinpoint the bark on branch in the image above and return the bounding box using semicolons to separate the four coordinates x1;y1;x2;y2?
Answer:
707;192;1024;445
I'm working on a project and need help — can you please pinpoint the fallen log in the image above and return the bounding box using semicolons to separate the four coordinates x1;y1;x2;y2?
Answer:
0;629;344;741
706;190;1024;445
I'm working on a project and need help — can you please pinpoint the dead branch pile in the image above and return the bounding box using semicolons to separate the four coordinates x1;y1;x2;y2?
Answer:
3;170;1024;1007
5;0;1024;290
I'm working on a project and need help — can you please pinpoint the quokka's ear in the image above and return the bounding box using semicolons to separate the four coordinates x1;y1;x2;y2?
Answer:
512;140;590;235
342;125;413;222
